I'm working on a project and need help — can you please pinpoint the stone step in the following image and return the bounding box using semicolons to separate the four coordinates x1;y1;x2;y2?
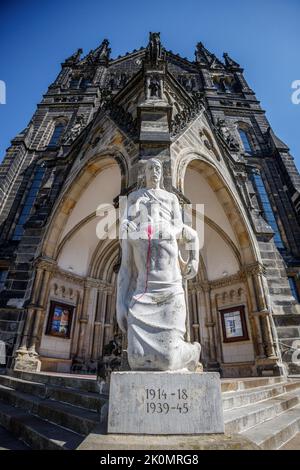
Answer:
259;251;278;260
0;401;84;450
266;278;290;288
221;376;285;393
0;424;29;450
8;370;99;393
258;242;275;252
224;389;300;434
0;384;99;435
263;260;278;268
269;287;293;296
222;380;300;411
280;431;300;449
0;374;104;412
240;404;300;450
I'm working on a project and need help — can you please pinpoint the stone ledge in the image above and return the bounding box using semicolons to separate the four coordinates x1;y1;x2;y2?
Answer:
78;426;260;450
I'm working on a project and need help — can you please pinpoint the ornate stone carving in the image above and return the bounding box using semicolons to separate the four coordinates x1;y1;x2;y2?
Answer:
148;32;162;65
64;48;83;66
105;100;138;138
62;115;86;144
216;119;241;152
148;76;161;99
108;72;129;90
170;94;204;137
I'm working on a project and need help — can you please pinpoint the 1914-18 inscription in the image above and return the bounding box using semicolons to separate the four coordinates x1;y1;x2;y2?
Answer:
108;371;225;435
145;388;189;414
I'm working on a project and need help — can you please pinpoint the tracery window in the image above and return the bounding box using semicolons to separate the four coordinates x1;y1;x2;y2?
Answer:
252;172;284;249
238;129;252;153
48;123;65;147
12;166;45;241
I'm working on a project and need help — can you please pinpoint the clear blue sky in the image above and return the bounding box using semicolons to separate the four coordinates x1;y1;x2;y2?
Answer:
1;0;299;168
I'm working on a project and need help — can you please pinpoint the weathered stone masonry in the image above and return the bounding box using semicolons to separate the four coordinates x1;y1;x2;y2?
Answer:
0;33;299;377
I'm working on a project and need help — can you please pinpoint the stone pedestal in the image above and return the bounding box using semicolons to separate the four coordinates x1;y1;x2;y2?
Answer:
108;371;224;435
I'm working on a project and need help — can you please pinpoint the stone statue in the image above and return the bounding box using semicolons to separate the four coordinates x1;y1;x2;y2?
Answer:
148;77;160;98
63;115;85;144
98;39;111;62
117;158;201;371
216;119;240;152
148;32;162;65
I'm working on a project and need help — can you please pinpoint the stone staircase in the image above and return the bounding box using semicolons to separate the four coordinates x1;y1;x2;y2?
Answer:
223;376;300;449
0;370;106;450
0;372;300;450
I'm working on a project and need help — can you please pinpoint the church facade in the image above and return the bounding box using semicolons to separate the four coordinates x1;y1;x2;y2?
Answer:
0;33;300;378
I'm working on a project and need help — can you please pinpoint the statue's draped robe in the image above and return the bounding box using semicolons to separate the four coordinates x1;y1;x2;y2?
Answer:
125;189;200;371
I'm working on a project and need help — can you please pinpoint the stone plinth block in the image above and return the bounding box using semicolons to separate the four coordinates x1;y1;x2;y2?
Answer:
108;371;224;434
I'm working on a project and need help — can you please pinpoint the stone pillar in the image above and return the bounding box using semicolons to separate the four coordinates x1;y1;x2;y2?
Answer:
204;285;219;368
76;283;91;359
28;269;51;355
14;267;47;371
252;270;277;359
91;289;108;359
70;291;83;358
85;282;98;360
244;272;266;359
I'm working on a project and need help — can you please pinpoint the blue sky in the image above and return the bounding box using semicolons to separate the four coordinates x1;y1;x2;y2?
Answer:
1;0;299;167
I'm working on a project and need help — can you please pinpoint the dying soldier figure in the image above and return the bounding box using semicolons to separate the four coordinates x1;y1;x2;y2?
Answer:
117;158;201;371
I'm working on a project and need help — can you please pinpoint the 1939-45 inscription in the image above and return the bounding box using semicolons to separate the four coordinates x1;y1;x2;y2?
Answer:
145;387;189;414
108;372;225;435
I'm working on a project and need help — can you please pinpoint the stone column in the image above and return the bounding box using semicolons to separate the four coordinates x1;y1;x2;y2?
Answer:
203;284;219;367
28;269;51;355
17;268;43;352
76;283;91;359
90;289;108;360
70;291;83;358
252;271;277;359
244;271;266;358
14;267;47;371
85;281;98;360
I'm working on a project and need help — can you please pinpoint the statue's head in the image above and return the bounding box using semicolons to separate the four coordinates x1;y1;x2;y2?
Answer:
145;158;163;189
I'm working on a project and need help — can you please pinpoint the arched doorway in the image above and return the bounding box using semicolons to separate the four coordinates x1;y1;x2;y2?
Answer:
180;156;269;376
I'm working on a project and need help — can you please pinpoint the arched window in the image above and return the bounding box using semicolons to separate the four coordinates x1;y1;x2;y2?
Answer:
213;78;226;93
48;123;64;147
80;78;91;89
251;172;284;249
224;80;237;93
238;129;252;153
12;166;45;240
69;77;81;89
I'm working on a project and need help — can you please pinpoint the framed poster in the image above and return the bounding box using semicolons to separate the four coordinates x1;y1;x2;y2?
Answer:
46;301;74;338
219;306;249;343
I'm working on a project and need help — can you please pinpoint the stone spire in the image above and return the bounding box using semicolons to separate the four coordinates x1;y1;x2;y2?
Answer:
63;48;83;65
96;39;111;64
146;32;163;65
195;42;213;65
223;52;241;70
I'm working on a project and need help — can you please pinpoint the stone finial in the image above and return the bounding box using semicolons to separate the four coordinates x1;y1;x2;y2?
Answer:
223;52;240;69
148;32;162;65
